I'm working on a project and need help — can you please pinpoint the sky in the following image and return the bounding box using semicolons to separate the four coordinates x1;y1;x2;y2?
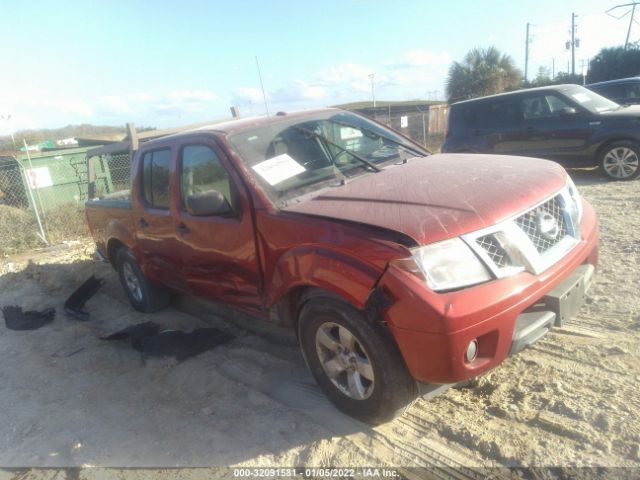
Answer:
0;0;633;135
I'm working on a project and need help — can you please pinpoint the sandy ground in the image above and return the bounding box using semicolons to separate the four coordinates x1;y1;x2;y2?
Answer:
0;168;638;479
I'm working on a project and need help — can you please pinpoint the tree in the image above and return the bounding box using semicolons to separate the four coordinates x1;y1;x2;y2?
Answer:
588;45;640;83
446;47;522;102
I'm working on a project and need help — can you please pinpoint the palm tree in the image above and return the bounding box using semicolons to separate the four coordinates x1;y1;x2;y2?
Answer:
446;47;522;103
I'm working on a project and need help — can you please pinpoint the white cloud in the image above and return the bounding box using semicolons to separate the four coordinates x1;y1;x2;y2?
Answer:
231;87;265;105
98;95;134;115
169;90;217;101
385;49;452;68
315;63;375;94
271;81;326;103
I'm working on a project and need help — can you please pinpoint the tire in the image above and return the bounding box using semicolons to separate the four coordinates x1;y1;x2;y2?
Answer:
599;141;640;181
298;297;417;424
116;248;171;313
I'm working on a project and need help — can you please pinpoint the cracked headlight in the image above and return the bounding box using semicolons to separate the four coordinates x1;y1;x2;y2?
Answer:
391;237;492;292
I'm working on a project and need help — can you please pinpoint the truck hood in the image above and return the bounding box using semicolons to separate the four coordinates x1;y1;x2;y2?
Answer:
283;153;567;246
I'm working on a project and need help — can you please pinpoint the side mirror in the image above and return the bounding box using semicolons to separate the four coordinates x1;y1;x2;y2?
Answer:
186;190;231;216
558;107;577;116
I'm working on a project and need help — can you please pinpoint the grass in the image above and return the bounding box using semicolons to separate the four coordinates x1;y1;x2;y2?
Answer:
0;203;89;256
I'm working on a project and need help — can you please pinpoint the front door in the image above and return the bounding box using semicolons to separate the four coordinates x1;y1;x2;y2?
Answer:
518;92;595;165
174;139;262;312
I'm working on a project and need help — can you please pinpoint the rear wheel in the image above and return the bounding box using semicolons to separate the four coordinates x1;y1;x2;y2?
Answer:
599;141;640;180
116;248;171;313
298;297;417;424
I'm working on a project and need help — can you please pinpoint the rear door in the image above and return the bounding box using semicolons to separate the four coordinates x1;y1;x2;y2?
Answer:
465;98;523;153
174;137;262;311
133;147;184;290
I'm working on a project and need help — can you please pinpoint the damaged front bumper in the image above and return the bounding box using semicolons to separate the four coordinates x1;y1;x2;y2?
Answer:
376;200;599;387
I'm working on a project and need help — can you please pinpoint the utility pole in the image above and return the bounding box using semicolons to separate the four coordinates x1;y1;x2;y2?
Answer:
606;3;640;49
552;58;555;79
368;73;376;108
524;23;531;82
565;13;579;76
626;3;637;47
571;13;576;76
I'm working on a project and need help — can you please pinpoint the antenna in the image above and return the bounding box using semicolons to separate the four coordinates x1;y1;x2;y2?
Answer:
255;56;269;117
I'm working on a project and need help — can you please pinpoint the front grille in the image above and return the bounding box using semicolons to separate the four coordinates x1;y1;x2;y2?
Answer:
514;195;568;253
476;235;511;268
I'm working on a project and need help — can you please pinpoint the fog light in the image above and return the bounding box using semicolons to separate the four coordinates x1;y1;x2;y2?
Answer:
465;339;478;363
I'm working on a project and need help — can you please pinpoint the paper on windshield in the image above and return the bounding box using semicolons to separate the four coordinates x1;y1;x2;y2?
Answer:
571;93;591;103
252;154;306;186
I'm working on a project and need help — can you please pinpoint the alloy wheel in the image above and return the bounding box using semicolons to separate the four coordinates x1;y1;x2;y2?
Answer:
603;147;639;179
315;322;375;400
122;262;143;302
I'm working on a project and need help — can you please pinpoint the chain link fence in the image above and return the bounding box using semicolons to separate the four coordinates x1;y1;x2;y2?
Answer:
360;104;448;153
0;150;132;256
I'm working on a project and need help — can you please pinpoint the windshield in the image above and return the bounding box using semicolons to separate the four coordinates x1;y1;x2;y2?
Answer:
563;85;621;113
228;111;428;206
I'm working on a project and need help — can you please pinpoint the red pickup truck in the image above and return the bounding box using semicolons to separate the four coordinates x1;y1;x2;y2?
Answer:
85;109;599;424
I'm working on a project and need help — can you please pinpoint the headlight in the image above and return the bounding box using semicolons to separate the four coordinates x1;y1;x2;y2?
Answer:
391;237;492;292
565;174;583;232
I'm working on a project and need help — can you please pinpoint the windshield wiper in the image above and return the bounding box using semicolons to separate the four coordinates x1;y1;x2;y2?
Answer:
291;125;382;173
328;119;429;158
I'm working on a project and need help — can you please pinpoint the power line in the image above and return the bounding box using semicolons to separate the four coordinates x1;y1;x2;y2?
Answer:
606;2;640;48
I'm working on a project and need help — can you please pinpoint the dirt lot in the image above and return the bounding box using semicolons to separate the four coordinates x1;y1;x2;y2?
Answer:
0;169;638;479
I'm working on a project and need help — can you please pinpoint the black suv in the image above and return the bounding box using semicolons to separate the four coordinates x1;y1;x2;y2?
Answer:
442;84;640;180
586;77;640;106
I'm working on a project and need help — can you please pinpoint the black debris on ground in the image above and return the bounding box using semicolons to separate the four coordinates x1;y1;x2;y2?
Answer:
101;323;234;362
2;306;55;331
100;321;160;350
139;328;235;361
64;275;106;321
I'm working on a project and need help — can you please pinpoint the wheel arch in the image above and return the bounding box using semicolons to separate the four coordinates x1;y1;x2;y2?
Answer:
595;137;640;161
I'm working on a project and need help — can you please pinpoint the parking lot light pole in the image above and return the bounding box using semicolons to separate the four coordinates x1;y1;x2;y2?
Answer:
368;73;376;108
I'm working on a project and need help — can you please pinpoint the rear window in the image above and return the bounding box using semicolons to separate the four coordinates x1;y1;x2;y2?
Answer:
464;100;520;128
142;149;171;209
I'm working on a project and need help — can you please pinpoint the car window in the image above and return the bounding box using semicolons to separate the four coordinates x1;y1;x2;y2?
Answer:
180;144;236;212
596;84;626;99
465;100;520;128
625;83;640;101
141;149;171;209
522;94;572;120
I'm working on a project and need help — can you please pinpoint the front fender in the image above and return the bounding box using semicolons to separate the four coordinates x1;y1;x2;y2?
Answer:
265;246;383;309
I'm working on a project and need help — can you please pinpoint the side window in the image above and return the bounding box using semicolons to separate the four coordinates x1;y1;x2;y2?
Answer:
600;84;625;99
466;100;519;128
624;83;640;101
141;149;171;209
522;94;572;120
180;145;236;212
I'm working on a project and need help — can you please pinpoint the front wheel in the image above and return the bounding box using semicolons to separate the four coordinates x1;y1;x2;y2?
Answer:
298;297;417;424
599;141;640;180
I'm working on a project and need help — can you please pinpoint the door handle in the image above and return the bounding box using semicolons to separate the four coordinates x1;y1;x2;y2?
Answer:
138;218;148;229
176;223;190;235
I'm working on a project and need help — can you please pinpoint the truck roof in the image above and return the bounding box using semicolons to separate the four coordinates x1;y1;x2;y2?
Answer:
183;107;340;136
